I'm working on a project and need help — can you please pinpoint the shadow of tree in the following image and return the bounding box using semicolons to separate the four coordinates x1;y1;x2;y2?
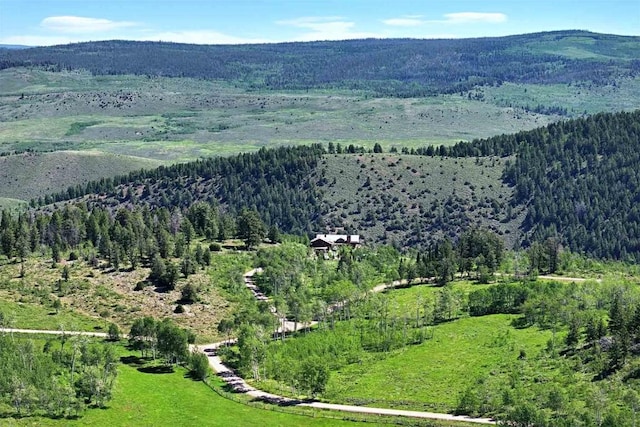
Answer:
510;316;530;329
120;355;148;366
137;365;174;374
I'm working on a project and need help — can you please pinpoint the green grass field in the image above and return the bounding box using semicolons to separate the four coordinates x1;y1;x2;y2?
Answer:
324;313;552;413
2;343;380;427
383;281;483;317
0;297;109;332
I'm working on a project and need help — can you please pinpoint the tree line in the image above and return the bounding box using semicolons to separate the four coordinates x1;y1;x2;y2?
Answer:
128;316;209;380
412;110;640;261
458;278;640;426
2;30;637;97
0;199;273;293
32;144;324;237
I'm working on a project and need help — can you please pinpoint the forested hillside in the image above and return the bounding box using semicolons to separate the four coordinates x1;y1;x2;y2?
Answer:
505;111;640;259
23;109;640;261
2;31;639;96
38;144;325;236
423;110;640;260
447;110;640;261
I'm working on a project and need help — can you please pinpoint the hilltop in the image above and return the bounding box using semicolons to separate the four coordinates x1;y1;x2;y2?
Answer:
0;30;639;258
3;31;639;96
0;150;161;203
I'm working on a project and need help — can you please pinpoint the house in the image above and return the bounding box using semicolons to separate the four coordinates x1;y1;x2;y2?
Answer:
310;234;361;251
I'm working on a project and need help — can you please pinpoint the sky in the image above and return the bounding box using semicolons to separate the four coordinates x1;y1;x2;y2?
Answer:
0;0;638;47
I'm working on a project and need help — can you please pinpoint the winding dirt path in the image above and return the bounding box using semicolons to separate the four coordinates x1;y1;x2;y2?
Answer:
0;328;111;337
0;271;497;424
197;269;496;425
2;270;598;424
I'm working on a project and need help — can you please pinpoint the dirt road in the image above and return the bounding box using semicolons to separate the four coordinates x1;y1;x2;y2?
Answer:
197;269;496;424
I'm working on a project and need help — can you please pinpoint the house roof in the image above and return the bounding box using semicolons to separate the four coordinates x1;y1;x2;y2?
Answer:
311;234;360;245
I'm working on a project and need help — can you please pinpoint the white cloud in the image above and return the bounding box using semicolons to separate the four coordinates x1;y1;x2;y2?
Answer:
276;16;345;27
0;31;271;46
277;16;381;41
442;12;507;24
384;12;507;28
5;12;506;47
41;16;138;34
383;18;425;27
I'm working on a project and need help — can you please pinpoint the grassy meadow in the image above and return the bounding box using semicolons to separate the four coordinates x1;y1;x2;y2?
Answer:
482;78;640;116
0;297;109;332
2;67;638;206
0;197;27;211
0;339;379;427
0;150;162;202
324;313;551;413
0;67;559;158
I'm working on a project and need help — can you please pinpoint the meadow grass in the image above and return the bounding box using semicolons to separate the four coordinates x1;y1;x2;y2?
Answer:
0;197;27;211
0;150;162;202
324;313;552;413
519;34;640;60
0;247;253;345
3;345;382;427
482;78;640;116
0;335;478;427
0;67;562;160
0;297;109;332
383;280;486;317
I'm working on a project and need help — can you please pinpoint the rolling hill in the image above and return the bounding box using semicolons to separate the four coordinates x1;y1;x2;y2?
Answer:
0;150;161;203
0;66;561;159
1;31;640;204
30;110;640;260
3;31;639;96
1;31;640;259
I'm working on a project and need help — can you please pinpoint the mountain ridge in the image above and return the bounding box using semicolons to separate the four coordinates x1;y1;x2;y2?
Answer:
3;30;638;97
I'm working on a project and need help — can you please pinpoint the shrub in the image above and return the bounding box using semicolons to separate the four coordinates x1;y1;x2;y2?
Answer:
108;323;120;341
180;283;198;304
174;305;185;313
189;351;210;381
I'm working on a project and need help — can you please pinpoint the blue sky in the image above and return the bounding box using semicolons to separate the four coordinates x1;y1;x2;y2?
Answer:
1;0;638;46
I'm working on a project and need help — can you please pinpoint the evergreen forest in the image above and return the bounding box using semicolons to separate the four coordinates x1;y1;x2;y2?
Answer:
2;31;639;96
